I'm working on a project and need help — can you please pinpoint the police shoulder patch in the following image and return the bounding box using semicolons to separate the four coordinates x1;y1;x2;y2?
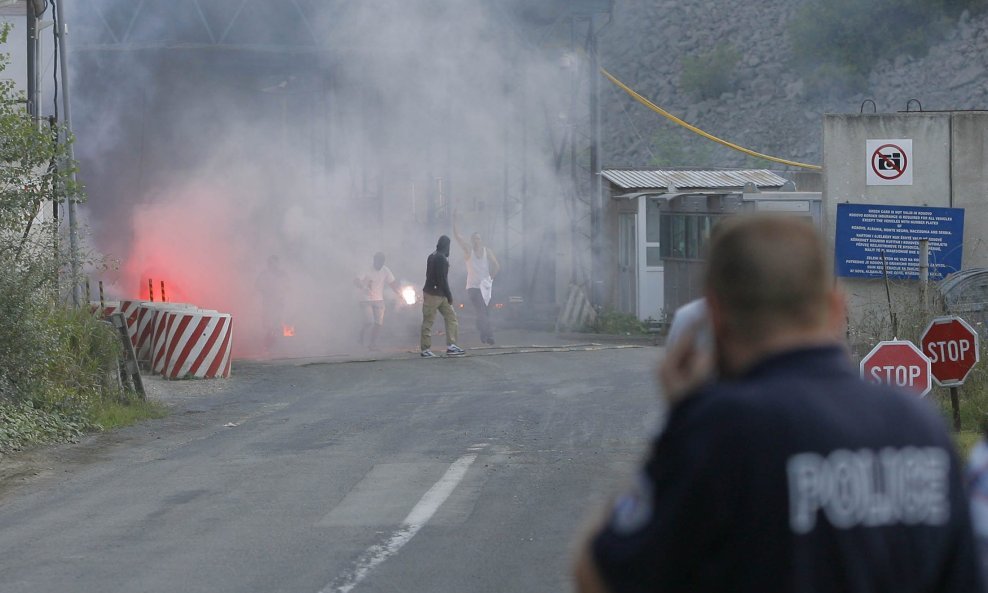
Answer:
610;473;654;535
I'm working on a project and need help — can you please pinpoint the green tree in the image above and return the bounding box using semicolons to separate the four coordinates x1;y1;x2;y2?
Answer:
680;43;740;101
0;23;92;404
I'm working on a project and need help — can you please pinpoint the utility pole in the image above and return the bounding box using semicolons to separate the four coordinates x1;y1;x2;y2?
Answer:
53;0;81;306
587;5;612;309
587;16;602;307
26;0;37;118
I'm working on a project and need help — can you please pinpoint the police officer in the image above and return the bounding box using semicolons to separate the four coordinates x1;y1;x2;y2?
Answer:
574;215;983;592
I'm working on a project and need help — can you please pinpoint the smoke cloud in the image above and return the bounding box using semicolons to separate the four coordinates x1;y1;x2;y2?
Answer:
67;0;584;358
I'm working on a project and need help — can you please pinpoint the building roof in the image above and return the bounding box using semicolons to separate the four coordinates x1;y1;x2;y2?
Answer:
601;168;788;192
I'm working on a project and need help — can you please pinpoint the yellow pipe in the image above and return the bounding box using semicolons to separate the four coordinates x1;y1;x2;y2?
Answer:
600;68;822;171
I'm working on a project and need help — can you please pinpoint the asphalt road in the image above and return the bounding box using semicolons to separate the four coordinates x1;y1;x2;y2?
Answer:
0;341;662;593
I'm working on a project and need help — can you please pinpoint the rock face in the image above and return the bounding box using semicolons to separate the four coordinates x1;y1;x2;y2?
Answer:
598;1;988;171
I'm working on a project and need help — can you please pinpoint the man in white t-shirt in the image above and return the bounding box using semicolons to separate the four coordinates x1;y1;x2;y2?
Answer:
354;252;402;351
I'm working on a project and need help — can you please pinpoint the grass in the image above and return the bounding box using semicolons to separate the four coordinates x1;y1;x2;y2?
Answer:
954;429;981;458
90;397;169;431
0;392;169;457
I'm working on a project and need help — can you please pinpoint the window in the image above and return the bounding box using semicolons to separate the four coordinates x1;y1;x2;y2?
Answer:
659;214;722;261
645;199;661;243
645;199;662;268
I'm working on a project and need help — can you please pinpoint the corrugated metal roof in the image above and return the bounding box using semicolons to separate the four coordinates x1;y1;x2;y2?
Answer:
601;169;788;191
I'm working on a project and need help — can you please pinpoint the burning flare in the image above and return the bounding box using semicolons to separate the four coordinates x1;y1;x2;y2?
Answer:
402;286;417;305
283;324;295;337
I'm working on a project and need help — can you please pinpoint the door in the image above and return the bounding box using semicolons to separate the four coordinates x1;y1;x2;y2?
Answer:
618;213;637;315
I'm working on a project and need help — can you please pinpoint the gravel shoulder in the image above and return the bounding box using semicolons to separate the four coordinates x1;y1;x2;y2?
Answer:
0;373;244;502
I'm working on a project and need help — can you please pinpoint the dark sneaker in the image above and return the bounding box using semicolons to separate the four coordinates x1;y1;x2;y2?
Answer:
486;337;495;345
421;350;437;358
446;344;466;356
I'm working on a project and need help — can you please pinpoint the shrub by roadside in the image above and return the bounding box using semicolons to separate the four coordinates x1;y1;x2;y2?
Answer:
0;25;166;459
0;399;89;455
0;292;169;458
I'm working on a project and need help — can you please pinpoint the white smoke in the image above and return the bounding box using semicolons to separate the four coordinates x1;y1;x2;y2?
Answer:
66;0;587;357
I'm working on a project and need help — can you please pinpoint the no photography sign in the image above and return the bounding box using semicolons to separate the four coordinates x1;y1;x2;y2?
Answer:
867;139;913;186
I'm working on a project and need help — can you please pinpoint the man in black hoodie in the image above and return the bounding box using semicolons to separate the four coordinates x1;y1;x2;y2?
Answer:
420;235;465;357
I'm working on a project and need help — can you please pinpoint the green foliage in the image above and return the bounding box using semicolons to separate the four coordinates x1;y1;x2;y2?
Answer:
789;0;964;95
89;396;168;431
680;43;740;101
955;430;981;458
0;399;91;454
648;125;774;169
649;126;717;168
0;26;160;455
592;308;648;335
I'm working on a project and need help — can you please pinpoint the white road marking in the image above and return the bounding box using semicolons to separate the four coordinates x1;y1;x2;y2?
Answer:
321;453;480;593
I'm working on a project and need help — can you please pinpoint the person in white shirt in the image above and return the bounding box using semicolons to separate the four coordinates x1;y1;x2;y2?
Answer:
354;252;402;351
454;213;501;345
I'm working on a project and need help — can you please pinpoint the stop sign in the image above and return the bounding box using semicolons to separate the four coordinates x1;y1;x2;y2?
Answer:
860;340;932;397
921;316;980;386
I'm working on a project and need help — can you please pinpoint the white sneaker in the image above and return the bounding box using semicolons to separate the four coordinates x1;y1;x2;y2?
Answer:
446;344;466;356
421;350;437;358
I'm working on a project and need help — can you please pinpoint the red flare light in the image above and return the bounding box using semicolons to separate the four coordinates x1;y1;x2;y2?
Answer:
283;325;295;337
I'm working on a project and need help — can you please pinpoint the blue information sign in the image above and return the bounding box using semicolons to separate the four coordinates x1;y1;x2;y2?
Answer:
834;203;964;280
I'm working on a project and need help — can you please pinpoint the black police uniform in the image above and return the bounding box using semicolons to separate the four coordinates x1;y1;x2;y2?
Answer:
592;346;983;592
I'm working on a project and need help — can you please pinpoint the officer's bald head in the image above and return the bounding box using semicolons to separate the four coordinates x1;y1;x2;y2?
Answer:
705;215;835;344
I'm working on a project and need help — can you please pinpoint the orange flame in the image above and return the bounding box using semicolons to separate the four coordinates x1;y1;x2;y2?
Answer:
283;325;295;337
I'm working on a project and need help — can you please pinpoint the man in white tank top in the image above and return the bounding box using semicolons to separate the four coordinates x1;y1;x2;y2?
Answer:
454;213;501;345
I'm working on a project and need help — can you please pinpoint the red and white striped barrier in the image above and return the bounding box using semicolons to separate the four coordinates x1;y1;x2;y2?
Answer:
138;303;196;370
89;301;119;319
116;299;150;355
157;310;233;379
149;304;200;374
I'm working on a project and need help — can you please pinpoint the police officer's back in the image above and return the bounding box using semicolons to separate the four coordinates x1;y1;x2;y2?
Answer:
574;215;983;593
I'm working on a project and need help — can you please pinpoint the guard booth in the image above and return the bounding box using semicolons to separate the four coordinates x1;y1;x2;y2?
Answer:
601;168;821;323
661;189;823;316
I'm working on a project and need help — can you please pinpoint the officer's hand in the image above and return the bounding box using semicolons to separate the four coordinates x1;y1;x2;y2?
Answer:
658;319;714;406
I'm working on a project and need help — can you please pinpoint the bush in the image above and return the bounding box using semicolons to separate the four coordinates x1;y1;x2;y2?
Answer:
680;43;740;101
789;0;956;95
592;308;648;335
0;26;162;456
649;126;717;168
0;399;90;454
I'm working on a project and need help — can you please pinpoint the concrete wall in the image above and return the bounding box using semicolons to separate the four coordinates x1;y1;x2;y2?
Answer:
951;112;988;268
823;112;988;337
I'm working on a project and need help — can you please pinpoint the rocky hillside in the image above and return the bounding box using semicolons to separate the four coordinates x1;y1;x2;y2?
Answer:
598;0;988;171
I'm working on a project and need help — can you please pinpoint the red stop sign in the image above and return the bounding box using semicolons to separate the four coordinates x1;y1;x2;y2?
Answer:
860;340;932;397
921;316;980;386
